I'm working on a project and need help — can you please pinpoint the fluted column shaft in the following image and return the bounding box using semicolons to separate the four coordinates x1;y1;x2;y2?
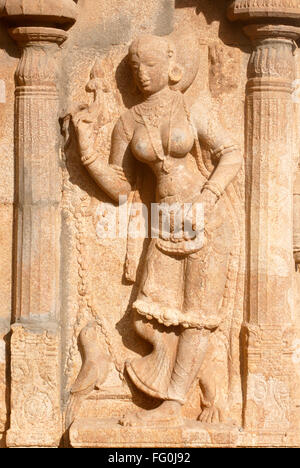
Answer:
246;25;297;327
241;24;300;436
11;27;66;323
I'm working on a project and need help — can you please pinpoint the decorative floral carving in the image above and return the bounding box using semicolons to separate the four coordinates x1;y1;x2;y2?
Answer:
248;374;290;430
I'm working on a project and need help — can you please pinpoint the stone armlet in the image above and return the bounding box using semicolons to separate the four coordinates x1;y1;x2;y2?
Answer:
211;144;240;160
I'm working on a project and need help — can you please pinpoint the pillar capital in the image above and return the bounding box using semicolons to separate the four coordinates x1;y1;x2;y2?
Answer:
243;24;300;93
244;23;300;41
0;0;77;29
9;27;68;89
9;26;67;45
228;0;300;24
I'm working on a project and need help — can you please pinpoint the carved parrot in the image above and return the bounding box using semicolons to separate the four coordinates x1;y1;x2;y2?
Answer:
71;322;111;396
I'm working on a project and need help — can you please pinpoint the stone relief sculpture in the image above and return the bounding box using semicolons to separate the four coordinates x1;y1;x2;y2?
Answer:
70;32;244;427
1;0;300;450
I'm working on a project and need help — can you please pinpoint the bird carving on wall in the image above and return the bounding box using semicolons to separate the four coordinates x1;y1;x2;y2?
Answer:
66;322;111;427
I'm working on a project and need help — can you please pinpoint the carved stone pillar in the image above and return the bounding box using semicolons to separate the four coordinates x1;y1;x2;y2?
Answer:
229;2;300;443
12;26;67;324
0;0;77;447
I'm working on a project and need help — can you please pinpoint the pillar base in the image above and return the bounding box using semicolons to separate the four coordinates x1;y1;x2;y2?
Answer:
6;324;62;448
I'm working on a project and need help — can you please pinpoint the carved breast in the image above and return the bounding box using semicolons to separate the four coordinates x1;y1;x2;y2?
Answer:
131;122;194;165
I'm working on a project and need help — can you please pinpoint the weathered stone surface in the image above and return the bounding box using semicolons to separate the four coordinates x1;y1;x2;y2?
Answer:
0;0;299;448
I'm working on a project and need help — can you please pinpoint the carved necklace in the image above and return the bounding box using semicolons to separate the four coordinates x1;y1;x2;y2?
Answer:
133;88;175;127
133;90;180;173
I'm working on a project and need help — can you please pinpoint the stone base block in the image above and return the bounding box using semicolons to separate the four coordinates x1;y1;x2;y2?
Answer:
70;418;300;448
6;324;62;448
70;418;240;448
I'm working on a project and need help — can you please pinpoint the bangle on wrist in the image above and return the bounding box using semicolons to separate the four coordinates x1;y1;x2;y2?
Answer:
81;150;98;166
203;181;223;199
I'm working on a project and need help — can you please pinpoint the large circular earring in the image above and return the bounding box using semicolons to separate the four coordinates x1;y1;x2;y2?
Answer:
169;63;183;84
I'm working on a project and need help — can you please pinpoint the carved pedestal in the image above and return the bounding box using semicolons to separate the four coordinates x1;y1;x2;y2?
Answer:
8;324;61;447
70;419;240;448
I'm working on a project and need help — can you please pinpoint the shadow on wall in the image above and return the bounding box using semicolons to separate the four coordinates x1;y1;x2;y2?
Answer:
175;0;247;47
175;0;227;22
0;23;18;59
115;54;144;110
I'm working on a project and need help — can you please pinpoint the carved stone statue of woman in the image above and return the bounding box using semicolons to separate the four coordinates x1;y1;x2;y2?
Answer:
72;34;243;427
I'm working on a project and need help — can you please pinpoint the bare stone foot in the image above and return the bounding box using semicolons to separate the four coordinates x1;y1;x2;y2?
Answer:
119;400;183;427
198;405;236;425
198;405;223;424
